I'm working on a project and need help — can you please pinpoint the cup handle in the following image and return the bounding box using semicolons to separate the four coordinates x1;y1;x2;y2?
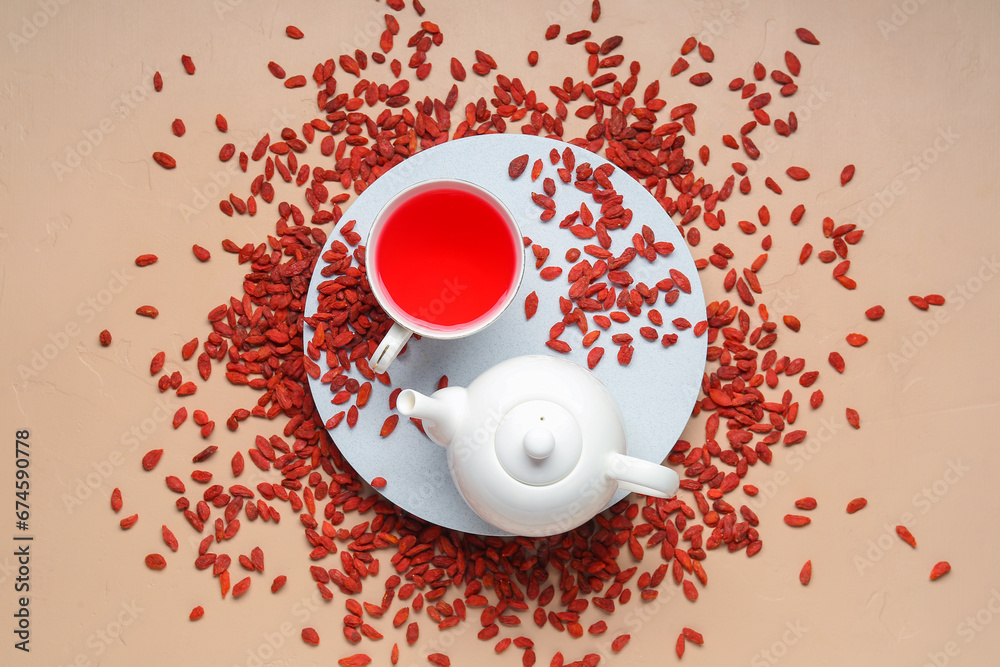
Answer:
371;322;412;374
606;452;679;499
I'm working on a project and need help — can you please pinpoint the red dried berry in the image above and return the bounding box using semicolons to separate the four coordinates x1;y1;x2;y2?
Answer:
509;154;529;179
141;449;163;471
784;515;811;527
232;577;251;597
924;294;945;306
785;51;801;76
829;351;846;373
845;333;868;347
524;291;538;319
786;166;810;180
795;27;820;44
162;525;179;551
380;415;399;437
145;554;167;569
110;488;122;512
865;305;885;320
152;152;176;169
929;562;951;580
795;497;817;510
841;164;855;185
450;58;466;81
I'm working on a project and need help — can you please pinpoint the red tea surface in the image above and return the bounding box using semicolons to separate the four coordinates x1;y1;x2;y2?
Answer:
372;187;520;332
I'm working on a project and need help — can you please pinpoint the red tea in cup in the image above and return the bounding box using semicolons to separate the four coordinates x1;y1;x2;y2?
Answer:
366;179;524;372
368;181;523;334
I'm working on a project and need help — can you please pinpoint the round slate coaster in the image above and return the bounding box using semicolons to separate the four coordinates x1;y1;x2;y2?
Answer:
304;134;706;535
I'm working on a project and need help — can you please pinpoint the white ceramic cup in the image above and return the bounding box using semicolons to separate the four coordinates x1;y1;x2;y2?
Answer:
367;179;524;373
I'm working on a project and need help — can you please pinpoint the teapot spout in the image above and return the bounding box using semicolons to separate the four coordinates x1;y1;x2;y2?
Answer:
396;386;467;447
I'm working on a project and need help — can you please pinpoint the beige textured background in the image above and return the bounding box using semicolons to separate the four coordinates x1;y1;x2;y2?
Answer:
1;0;999;665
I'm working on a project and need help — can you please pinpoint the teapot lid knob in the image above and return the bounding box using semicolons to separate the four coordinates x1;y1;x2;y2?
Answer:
523;427;556;460
495;400;582;486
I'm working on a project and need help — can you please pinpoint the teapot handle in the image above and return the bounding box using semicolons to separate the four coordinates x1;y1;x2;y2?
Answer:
606;453;679;499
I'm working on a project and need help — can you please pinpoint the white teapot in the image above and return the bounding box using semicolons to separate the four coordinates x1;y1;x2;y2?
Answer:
396;355;679;536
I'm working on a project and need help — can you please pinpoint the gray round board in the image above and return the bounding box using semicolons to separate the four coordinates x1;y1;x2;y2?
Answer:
304;134;706;535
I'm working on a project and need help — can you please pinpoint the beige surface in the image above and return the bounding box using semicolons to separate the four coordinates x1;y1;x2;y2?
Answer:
1;0;999;665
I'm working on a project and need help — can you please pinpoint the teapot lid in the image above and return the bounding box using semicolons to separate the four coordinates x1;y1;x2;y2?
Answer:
494;400;582;485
